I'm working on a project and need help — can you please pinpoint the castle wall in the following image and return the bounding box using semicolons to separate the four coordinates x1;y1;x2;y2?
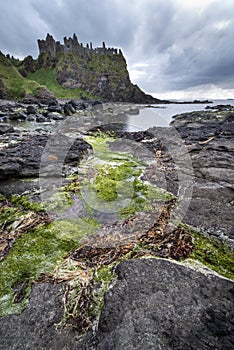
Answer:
38;33;122;57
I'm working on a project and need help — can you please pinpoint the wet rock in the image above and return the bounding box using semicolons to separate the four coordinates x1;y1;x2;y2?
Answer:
0;283;78;350
64;102;75;115
0;124;14;135
205;104;234;112
36;114;47;122
0;131;92;180
1;259;233;350
69;99;88;110
47;112;64;120
91;100;103;108
8;112;26;121
47;104;63;113
160;109;234;240
26;105;37;115
27;114;36;121
20;93;57;106
126;107;140;115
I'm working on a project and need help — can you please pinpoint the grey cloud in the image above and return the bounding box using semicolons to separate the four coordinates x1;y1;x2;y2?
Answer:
0;0;233;95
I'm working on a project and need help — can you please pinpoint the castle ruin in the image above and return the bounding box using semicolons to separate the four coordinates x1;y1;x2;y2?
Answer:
38;33;123;57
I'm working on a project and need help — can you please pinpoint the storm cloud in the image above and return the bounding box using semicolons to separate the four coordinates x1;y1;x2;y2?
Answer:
0;0;233;98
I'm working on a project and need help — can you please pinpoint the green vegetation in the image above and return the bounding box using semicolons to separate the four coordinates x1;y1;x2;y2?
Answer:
188;228;234;280
0;47;134;101
27;67;94;99
0;215;100;316
11;194;45;212
0;191;101;316
87;52;127;74
82;134;172;217
0;52;45;99
175;224;234;280
26;50;131;100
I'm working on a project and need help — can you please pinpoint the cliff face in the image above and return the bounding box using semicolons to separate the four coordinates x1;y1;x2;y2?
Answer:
25;34;162;103
53;50;156;102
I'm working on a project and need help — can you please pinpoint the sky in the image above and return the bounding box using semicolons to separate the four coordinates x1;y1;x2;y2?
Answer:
0;0;234;100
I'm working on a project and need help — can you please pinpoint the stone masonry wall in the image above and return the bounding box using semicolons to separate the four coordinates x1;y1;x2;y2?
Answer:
37;33;122;57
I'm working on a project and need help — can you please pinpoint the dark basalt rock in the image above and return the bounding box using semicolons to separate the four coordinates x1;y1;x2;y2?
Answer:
64;102;76;115
0;123;14;135
0;132;92;180
26;105;37;115
8;112;27;121
47;112;64;120
0;283;78;350
48;104;63;113
69;99;88;110
1;259;232;350
170;110;234;240
89;259;234;350
35;114;47;122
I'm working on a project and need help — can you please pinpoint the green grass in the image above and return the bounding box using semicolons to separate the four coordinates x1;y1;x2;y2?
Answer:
0;52;44;99
27;67;95;99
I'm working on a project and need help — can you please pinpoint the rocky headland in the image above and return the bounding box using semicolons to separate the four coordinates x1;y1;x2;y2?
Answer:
0;100;233;349
0;34;165;104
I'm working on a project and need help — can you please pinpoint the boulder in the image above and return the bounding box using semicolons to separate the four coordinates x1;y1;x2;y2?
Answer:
64;102;75;115
8;112;26;121
83;259;234;350
0;132;92;180
47;112;64;120
0;124;14;135
27;114;36;121
47;104;63;113
0;259;233;350
36;114;47;122
26;105;37;115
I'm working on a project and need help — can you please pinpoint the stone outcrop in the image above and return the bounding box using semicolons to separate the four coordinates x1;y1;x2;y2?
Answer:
83;259;234;350
170;108;234;241
34;34;163;103
0;131;92;180
0;283;78;350
0;259;233;350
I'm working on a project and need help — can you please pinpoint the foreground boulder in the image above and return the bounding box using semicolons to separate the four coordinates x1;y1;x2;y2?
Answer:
0;259;233;350
82;259;234;349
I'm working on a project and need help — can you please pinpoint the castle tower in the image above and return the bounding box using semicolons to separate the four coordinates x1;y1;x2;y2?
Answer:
38;33;57;57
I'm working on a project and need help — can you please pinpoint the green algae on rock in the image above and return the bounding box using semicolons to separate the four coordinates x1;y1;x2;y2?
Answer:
0;202;100;317
80;134;173;218
189;228;234;280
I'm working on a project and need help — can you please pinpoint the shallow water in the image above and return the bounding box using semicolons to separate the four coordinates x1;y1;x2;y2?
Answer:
125;99;234;131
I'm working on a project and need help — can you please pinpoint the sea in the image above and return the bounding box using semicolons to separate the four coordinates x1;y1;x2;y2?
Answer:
125;99;234;132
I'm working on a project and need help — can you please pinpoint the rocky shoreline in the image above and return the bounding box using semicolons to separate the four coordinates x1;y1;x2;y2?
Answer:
0;99;233;349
